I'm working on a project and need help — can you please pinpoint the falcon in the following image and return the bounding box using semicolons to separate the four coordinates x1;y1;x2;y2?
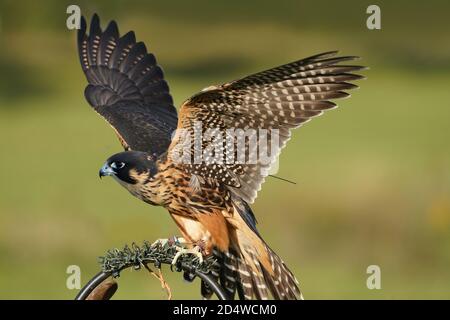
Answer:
77;14;364;300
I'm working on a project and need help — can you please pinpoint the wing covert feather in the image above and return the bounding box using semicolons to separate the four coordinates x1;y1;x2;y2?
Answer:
168;52;365;203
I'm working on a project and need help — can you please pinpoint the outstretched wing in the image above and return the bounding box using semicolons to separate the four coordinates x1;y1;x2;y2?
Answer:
78;14;178;157
168;51;365;203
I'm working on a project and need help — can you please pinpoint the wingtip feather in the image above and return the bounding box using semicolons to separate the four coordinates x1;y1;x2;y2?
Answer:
105;20;119;37
90;13;101;35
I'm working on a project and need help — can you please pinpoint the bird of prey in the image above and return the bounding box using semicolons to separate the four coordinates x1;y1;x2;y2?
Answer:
77;14;364;300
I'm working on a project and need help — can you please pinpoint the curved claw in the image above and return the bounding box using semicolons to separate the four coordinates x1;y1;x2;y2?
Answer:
171;246;204;265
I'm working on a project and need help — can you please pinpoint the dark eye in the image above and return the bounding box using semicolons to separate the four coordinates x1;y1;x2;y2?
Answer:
111;162;125;169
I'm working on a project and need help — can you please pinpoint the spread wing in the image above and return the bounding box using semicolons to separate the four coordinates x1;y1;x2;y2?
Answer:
168;51;365;203
78;14;178;157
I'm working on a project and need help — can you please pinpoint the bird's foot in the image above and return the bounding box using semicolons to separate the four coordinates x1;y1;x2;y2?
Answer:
171;244;204;265
152;236;204;265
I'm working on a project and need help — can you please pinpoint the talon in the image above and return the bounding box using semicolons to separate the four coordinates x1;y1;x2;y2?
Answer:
171;246;204;265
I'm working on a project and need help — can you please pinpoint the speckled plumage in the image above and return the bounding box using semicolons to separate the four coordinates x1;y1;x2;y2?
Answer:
78;14;364;300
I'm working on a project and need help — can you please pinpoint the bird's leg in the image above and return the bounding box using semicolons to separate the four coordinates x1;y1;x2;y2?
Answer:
152;236;204;265
194;239;207;255
171;240;205;265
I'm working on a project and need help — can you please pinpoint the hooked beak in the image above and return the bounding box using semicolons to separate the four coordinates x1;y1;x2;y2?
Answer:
99;163;116;179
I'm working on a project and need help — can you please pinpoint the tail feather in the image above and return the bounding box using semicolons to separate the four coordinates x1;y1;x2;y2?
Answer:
248;250;271;299
266;246;301;299
201;245;301;300
200;197;301;300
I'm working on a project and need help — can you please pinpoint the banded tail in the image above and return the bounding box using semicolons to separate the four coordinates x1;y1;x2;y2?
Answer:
202;245;301;300
201;199;301;300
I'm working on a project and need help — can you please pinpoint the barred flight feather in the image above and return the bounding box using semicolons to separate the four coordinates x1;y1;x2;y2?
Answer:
78;14;177;156
169;51;365;203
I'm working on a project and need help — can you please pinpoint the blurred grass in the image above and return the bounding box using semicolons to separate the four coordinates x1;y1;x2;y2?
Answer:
0;0;449;299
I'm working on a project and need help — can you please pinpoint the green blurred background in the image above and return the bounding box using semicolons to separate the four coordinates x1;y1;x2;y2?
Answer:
0;0;449;299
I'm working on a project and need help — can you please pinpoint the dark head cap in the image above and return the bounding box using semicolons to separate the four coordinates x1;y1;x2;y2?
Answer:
99;151;158;184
